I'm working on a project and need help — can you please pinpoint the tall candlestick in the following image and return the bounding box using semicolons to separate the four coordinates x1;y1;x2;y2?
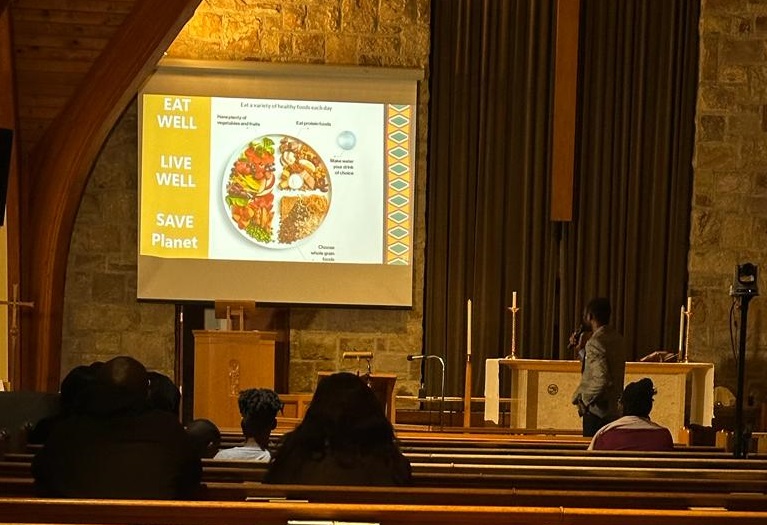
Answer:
507;305;520;359
683;305;692;363
678;305;685;355
512;291;517;309
467;299;472;356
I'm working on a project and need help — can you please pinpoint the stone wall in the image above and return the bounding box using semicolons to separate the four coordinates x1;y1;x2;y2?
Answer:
62;104;177;377
63;0;767;414
62;0;430;398
691;0;767;404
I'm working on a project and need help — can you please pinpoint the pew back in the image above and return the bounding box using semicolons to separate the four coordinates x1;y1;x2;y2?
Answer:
0;497;766;525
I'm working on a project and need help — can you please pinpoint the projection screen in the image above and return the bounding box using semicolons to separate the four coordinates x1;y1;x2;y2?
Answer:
137;59;421;306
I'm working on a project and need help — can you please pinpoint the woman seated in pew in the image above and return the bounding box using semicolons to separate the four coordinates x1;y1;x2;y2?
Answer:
213;389;282;462
588;377;674;451
264;372;412;486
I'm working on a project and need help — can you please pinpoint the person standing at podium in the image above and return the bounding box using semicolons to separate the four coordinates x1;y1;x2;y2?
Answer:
571;297;626;437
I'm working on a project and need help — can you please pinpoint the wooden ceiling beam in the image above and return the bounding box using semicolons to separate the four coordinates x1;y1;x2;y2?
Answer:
550;0;581;222
20;0;201;390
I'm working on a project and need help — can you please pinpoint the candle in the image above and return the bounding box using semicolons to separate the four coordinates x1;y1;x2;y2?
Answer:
687;296;692;314
512;291;517;309
678;305;685;354
467;299;472;356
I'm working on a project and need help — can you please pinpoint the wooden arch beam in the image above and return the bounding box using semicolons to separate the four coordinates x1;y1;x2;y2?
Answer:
21;0;201;391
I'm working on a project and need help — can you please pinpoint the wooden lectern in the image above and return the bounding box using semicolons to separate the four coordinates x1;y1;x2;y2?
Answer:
193;330;287;431
192;302;289;431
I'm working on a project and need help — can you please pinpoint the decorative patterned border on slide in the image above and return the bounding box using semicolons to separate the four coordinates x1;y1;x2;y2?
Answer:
384;104;413;265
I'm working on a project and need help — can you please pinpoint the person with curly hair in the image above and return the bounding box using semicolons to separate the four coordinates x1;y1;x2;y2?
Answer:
264;372;412;486
588;377;674;451
213;388;282;462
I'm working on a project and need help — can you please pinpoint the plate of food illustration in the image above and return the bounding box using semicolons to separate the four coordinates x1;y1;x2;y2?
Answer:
223;135;331;248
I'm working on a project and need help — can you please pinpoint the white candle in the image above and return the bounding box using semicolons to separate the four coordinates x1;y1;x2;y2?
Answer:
467;299;472;356
687;296;692;314
678;305;685;353
512;291;517;309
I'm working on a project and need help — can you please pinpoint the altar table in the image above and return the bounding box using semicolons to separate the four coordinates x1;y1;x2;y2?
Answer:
484;359;714;435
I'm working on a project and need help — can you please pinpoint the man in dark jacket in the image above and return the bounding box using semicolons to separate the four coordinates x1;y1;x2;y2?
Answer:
33;356;201;499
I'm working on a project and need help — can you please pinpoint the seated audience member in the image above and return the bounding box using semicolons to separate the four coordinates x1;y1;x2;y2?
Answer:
589;377;674;451
28;362;102;444
264;372;412;486
187;418;221;459
148;371;181;415
214;388;282;461
32;356;201;499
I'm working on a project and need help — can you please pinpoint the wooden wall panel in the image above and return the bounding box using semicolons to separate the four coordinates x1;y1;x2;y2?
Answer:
1;3;19;386
16;0;201;390
9;0;136;155
11;7;127;25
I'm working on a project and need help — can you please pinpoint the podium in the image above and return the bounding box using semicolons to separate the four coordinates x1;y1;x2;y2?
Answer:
318;372;397;422
485;359;714;435
193;330;287;431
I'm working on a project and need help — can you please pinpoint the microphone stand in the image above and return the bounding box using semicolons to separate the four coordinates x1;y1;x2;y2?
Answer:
408;355;446;430
734;295;754;458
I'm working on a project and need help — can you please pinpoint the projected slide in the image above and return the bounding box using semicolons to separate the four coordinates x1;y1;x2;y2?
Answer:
140;95;414;266
137;61;420;305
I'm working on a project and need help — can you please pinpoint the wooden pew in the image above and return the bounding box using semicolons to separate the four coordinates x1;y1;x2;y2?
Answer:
400;445;729;457
0;497;765;525
200;482;767;510
3;475;767;512
405;452;767;469
0;477;35;497
197;461;767;493
7;454;767;493
0;461;32;477
411;469;767;493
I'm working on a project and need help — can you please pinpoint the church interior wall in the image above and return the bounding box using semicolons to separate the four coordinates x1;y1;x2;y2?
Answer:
57;0;767;414
60;0;430;399
690;0;767;407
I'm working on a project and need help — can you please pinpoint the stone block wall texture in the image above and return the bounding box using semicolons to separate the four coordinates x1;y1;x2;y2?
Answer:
64;0;767;414
62;0;430;400
692;0;767;405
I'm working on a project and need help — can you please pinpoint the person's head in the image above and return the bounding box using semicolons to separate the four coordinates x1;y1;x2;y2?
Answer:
59;364;100;414
147;372;181;414
584;297;611;328
186;418;221;459
87;356;149;415
293;372;395;454
621;378;656;417
266;372;410;485
238;388;282;447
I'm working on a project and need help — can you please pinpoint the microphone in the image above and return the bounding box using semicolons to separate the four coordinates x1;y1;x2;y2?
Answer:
407;354;424;361
567;324;588;351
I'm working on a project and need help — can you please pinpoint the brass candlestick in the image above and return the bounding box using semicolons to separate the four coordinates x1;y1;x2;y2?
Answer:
507;306;520;359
